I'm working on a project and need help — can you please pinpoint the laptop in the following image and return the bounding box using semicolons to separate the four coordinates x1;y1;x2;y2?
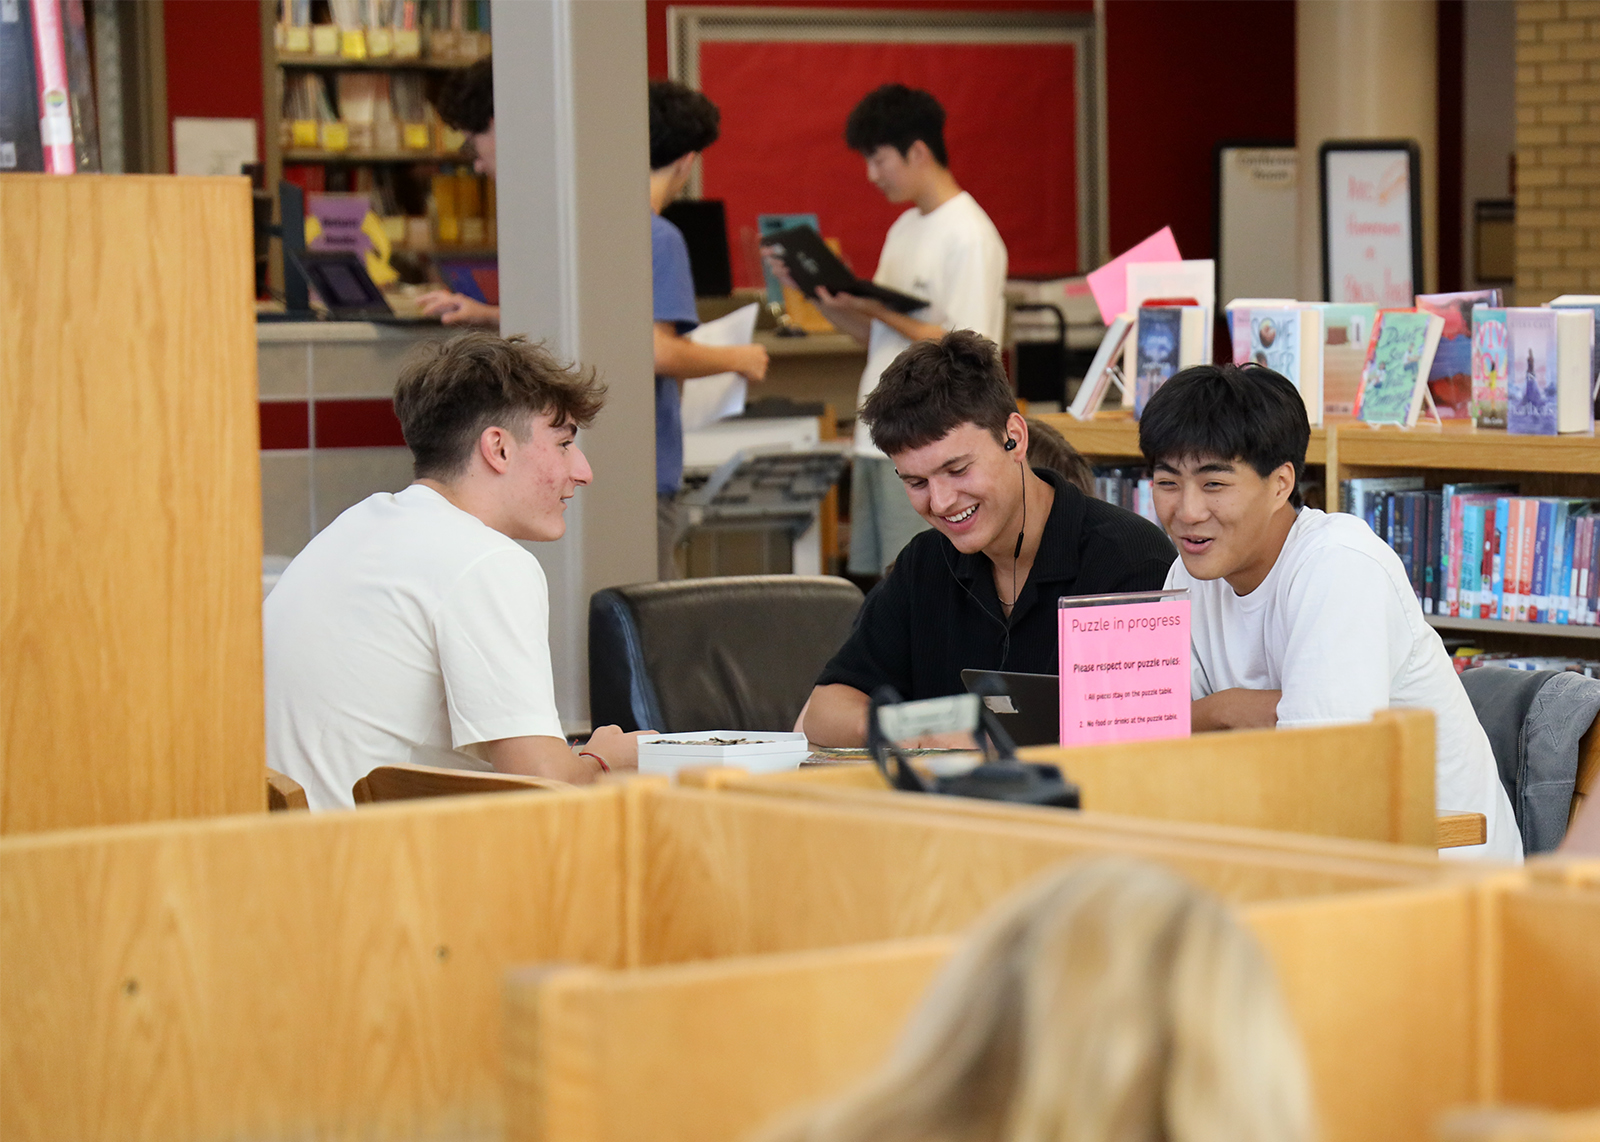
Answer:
761;224;928;314
960;670;1060;747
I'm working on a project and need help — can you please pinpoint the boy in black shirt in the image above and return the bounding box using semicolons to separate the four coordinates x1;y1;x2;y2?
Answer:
802;331;1175;745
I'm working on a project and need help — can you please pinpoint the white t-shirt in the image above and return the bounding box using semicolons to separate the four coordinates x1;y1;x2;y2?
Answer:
264;484;564;810
1165;509;1522;862
853;190;1009;457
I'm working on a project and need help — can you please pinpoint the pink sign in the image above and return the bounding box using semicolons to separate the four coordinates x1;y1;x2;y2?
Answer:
1085;226;1182;325
1058;596;1191;744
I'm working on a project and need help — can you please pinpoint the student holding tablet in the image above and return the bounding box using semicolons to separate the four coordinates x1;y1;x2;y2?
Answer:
775;84;1008;578
1139;364;1521;862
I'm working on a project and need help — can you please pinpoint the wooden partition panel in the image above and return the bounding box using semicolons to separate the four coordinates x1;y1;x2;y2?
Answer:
1248;883;1487;1142
0;788;626;1142
504;882;1487;1142
0;174;263;832
505;876;1597;1142
637;787;1450;965
700;710;1438;848
506;938;955;1142
1496;884;1600;1110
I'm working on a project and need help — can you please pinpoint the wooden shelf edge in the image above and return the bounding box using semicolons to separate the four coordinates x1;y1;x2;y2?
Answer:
1425;615;1600;643
282;150;469;163
276;56;482;71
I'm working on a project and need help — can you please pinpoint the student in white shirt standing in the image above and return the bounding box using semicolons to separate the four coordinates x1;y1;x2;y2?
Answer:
265;333;645;809
1139;363;1521;862
796;83;1008;577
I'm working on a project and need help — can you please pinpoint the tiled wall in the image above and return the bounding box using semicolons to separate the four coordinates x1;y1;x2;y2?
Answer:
259;327;442;557
1516;0;1600;303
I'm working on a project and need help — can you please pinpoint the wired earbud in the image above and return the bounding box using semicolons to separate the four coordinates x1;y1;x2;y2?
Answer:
1004;437;1018;451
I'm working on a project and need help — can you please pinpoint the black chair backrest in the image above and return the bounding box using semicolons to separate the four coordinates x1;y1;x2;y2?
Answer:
588;576;864;734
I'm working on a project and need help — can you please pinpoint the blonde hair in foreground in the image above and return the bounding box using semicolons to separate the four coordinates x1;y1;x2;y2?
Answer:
757;857;1314;1142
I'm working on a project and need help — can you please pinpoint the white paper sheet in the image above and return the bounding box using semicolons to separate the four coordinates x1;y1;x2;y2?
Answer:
679;304;758;432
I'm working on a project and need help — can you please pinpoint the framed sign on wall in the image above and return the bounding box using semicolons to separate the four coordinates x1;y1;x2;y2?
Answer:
1319;140;1422;306
1213;140;1297;305
667;6;1106;288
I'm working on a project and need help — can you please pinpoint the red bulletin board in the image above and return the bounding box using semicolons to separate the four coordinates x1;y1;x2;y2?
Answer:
697;38;1081;288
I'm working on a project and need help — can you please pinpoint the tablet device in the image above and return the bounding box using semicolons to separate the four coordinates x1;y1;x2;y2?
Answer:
960;669;1060;747
762;224;929;314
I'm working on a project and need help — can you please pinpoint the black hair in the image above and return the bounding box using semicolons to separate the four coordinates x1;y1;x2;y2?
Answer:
1137;364;1309;509
1025;417;1095;497
844;83;948;167
861;331;1015;456
649;79;720;170
434;58;494;134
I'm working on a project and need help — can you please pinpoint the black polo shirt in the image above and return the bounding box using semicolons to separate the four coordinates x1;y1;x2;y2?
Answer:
817;468;1177;700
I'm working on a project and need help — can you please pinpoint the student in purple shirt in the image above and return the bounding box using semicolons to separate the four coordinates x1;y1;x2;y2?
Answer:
647;80;768;577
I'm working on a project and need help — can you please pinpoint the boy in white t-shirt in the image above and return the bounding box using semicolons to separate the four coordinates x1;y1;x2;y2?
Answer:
1138;364;1521;862
264;333;645;809
775;84;1008;576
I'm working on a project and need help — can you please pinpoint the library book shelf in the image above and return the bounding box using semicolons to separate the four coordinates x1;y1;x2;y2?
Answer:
1037;414;1600;657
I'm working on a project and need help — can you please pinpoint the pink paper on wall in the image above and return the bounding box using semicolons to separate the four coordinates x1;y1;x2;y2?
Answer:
1058;595;1191;744
1085;227;1181;325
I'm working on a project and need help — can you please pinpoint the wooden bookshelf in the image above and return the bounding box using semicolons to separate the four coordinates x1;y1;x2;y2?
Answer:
281;149;470;163
1034;413;1330;467
1037;413;1600;653
1425;616;1600;643
277;56;474;71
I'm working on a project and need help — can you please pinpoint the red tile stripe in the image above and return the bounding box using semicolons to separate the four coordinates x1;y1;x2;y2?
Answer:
259;399;408;451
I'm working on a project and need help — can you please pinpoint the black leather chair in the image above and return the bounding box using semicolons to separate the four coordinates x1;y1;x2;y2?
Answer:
588;575;865;734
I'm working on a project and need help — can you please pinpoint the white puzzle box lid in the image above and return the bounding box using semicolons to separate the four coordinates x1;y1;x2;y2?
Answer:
636;731;809;776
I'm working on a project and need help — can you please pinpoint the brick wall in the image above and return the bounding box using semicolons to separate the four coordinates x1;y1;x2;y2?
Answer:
1516;0;1600;303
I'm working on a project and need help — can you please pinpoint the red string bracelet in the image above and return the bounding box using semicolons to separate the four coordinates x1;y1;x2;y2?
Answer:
579;750;610;773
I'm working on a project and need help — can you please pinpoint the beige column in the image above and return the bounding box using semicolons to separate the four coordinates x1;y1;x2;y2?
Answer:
1297;0;1439;300
495;1;657;726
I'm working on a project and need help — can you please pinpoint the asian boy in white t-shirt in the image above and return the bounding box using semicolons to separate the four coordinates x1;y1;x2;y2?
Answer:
779;83;1008;577
1138;363;1521;862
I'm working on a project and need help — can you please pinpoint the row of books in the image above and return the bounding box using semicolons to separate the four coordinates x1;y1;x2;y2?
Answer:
284;165;495;251
0;0;98;174
1091;467;1160;526
1228;290;1599;434
275;0;489;61
1342;478;1600;627
281;73;467;156
1448;649;1600;677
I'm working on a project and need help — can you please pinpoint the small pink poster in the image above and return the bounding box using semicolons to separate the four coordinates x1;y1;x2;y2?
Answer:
1084;226;1182;325
1058;593;1191;744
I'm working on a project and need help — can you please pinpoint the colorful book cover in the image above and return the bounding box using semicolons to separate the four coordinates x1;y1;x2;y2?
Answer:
1470;307;1509;429
0;0;44;172
1357;312;1434;425
1484;499;1497;617
1518;498;1538;622
28;0;72;173
1530;500;1553;622
1479;509;1498;620
1424;493;1440;615
1556;507;1574;624
1504;498;1524;621
1318;303;1378;417
1506;309;1561;435
1235;308;1303;387
1462;505;1484;616
1134;306;1182;417
1416;290;1499;418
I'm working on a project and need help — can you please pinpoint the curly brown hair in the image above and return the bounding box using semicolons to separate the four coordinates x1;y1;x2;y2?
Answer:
393;333;606;481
